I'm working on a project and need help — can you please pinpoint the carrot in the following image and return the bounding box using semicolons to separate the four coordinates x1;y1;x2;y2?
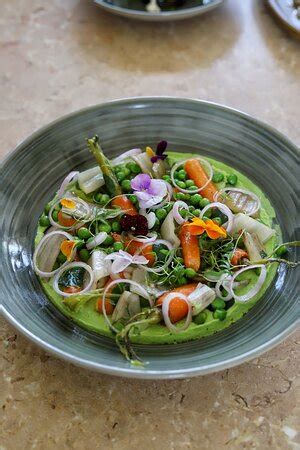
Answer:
57;210;76;227
63;286;82;294
179;226;200;271
156;283;198;323
125;239;155;266
231;248;248;266
184;159;218;202
112;233;122;242
96;298;114;315
111;195;137;216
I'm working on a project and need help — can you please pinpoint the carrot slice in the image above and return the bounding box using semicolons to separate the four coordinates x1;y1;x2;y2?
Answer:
156;283;198;306
184;159;217;202
125;239;155;266
57;210;76;227
111;196;137;216
156;283;198;323
179;226;201;271
231;248;248;266
63;286;82;294
96;298;114;315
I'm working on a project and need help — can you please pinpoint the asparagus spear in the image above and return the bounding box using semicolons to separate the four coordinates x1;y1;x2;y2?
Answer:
87;135;122;197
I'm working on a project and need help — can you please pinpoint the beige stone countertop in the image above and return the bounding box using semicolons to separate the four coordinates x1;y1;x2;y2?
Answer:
1;0;299;449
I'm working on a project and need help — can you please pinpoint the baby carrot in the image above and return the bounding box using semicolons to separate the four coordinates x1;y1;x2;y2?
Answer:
111;195;137;216
179;226;201;271
184;159;217;202
57;210;76;227
231;248;248;266
156;283;198;323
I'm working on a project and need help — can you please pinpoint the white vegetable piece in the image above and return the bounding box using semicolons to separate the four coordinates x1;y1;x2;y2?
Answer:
231;213;275;243
111;291;141;322
160;210;180;247
243;232;264;262
131;267;148;296
89;250;111;289
132;153;153;174
77;166;105;194
127;293;141;317
188;283;216;316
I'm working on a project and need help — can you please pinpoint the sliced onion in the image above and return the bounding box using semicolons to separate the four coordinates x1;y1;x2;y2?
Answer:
140;239;175;273
86;232;108;250
161;292;192;333
200;202;233;233
215;274;233;301
229;264;267;303
33;230;75;278
53;261;94;297
170;158;213;194
112;148;142;165
57;171;79;198
128;232;157;243
48;197;91;230
214;187;261;217
102;279;153;333
172;201;189;225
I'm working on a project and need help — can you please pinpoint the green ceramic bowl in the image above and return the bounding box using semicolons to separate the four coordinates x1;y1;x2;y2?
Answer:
1;98;299;379
94;0;224;21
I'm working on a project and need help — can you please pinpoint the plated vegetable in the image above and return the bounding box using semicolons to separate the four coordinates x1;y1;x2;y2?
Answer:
34;137;299;364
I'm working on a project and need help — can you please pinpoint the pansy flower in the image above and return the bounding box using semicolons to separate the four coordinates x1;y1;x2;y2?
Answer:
120;213;149;236
150;140;168;163
130;173;167;209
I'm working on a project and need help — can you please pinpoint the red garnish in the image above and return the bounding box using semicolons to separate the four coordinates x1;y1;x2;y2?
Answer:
120;214;149;236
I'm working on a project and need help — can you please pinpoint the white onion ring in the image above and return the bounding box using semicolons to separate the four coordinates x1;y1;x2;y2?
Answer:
128;232;157;243
57;171;79;198
200;202;233;233
140;239;175;273
170;158;213;194
86;232;108;250
214;187;261;217
215;274;233;301
161;292;192;333
33;230;75;278
53;261;94;297
172;201;189;225
112;148;142;165
48;198;92;230
102;279;153;333
229;264;267;303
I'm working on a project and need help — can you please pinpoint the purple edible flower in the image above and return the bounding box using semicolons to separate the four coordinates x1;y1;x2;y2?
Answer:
150;140;168;163
120;213;149;236
130;174;167;209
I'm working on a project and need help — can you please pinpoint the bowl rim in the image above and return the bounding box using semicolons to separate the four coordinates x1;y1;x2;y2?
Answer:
1;96;299;379
93;0;224;21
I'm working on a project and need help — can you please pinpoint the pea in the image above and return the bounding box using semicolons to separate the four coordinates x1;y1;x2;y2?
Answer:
199;198;210;208
183;193;191;201
203;210;212;219
79;248;90;262
188;205;195;213
212;172;224;183
213;309;227;321
127;162;141;174
180;209;188;218
193;209;200;217
227;174;238;186
156;209;167;221
128;194;138;205
165;204;173;213
39;215;50;227
114;164;125;173
101;194;110;205
121;179;132;192
275;245;288;257
162;175;171;183
185;268;197;279
103;235;114;246
57;252;67;264
176;181;186;189
177;169;187;181
177;276;187;285
213;217;222;226
153;218;160;229
77;227;92;240
190;194;202;206
52;210;58;222
123;167;131;177
211;298;226;310
194;311;207;325
113;242;124;251
105;246;114;254
185;180;195;188
111;221;121;233
175;192;186;201
116;171;126;182
94;193;102;203
75;240;85;250
99;223;112;233
44;203;51;215
187;185;198;192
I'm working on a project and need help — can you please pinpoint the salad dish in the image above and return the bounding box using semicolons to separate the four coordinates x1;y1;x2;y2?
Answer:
33;136;298;363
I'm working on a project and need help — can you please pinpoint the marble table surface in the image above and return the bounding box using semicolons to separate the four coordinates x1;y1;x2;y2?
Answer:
0;0;299;449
